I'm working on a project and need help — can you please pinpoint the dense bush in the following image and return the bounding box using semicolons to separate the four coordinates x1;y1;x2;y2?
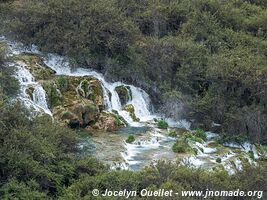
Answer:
216;158;222;163
172;139;192;153
168;130;177;138
0;44;19;104
184;133;204;143
126;135;135;143
195;129;207;141
157;120;169;129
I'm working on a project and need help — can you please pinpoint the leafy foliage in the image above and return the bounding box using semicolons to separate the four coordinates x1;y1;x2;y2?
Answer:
126;135;135;144
157;120;168;129
172;139;192;153
195;129;207;141
0;44;19;105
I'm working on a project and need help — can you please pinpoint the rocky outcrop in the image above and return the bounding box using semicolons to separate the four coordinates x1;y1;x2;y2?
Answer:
92;112;125;132
14;54;55;80
76;78;104;111
123;104;140;122
55;100;99;128
25;86;35;100
115;85;131;106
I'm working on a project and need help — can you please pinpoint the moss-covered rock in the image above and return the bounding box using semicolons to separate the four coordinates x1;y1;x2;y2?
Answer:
92;112;124;132
176;128;190;136
74;77;104;110
168;130;177;138
115;85;131;106
42;81;63;108
123;104;140;122
25;86;35;100
42;76;105;111
13;54;55;80
172;139;193;153
54;100;99;128
41;75;115;130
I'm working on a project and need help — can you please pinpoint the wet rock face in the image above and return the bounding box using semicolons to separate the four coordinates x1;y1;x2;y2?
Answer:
59;100;99;128
42;76;106;129
92;112;124;132
43;75;126;131
76;79;104;110
25;86;35;100
115;85;131;106
14;54;56;80
123;104;140;122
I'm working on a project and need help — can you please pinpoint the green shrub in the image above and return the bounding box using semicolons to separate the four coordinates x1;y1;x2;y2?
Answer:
195;129;207;141
126;135;135;144
219;134;249;144
185;133;204;143
157;120;168;129
172;140;191;153
168;131;177;138
248;150;255;160
57;75;68;91
216;158;222;163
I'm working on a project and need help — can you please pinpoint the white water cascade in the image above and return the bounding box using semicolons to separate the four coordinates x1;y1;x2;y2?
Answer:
43;53;157;126
14;62;52;116
1;36;52;116
32;85;51;112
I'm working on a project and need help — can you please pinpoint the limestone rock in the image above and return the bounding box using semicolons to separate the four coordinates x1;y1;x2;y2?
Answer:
93;112;124;132
14;54;55;80
115;85;131;106
55;100;99;128
123;104;140;122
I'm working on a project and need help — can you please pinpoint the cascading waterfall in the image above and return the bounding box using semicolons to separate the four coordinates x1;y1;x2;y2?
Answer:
32;85;51;112
14;62;52;116
1;36;52;116
43;53;157;126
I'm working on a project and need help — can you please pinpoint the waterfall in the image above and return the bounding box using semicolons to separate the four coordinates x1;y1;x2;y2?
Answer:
15;63;35;84
32;85;51;112
1;36;52;116
43;53;157;126
14;61;52;116
128;86;154;121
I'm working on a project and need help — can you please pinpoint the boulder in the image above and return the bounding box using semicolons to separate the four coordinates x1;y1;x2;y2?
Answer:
93;112;124;132
42;76;105;110
42;81;63;108
14;54;55;80
115;85;131;106
56;100;99;128
75;78;104;110
123;104;140;122
25;86;35;100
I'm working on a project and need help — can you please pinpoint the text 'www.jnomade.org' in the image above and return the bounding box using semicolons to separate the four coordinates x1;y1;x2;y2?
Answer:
92;188;263;199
